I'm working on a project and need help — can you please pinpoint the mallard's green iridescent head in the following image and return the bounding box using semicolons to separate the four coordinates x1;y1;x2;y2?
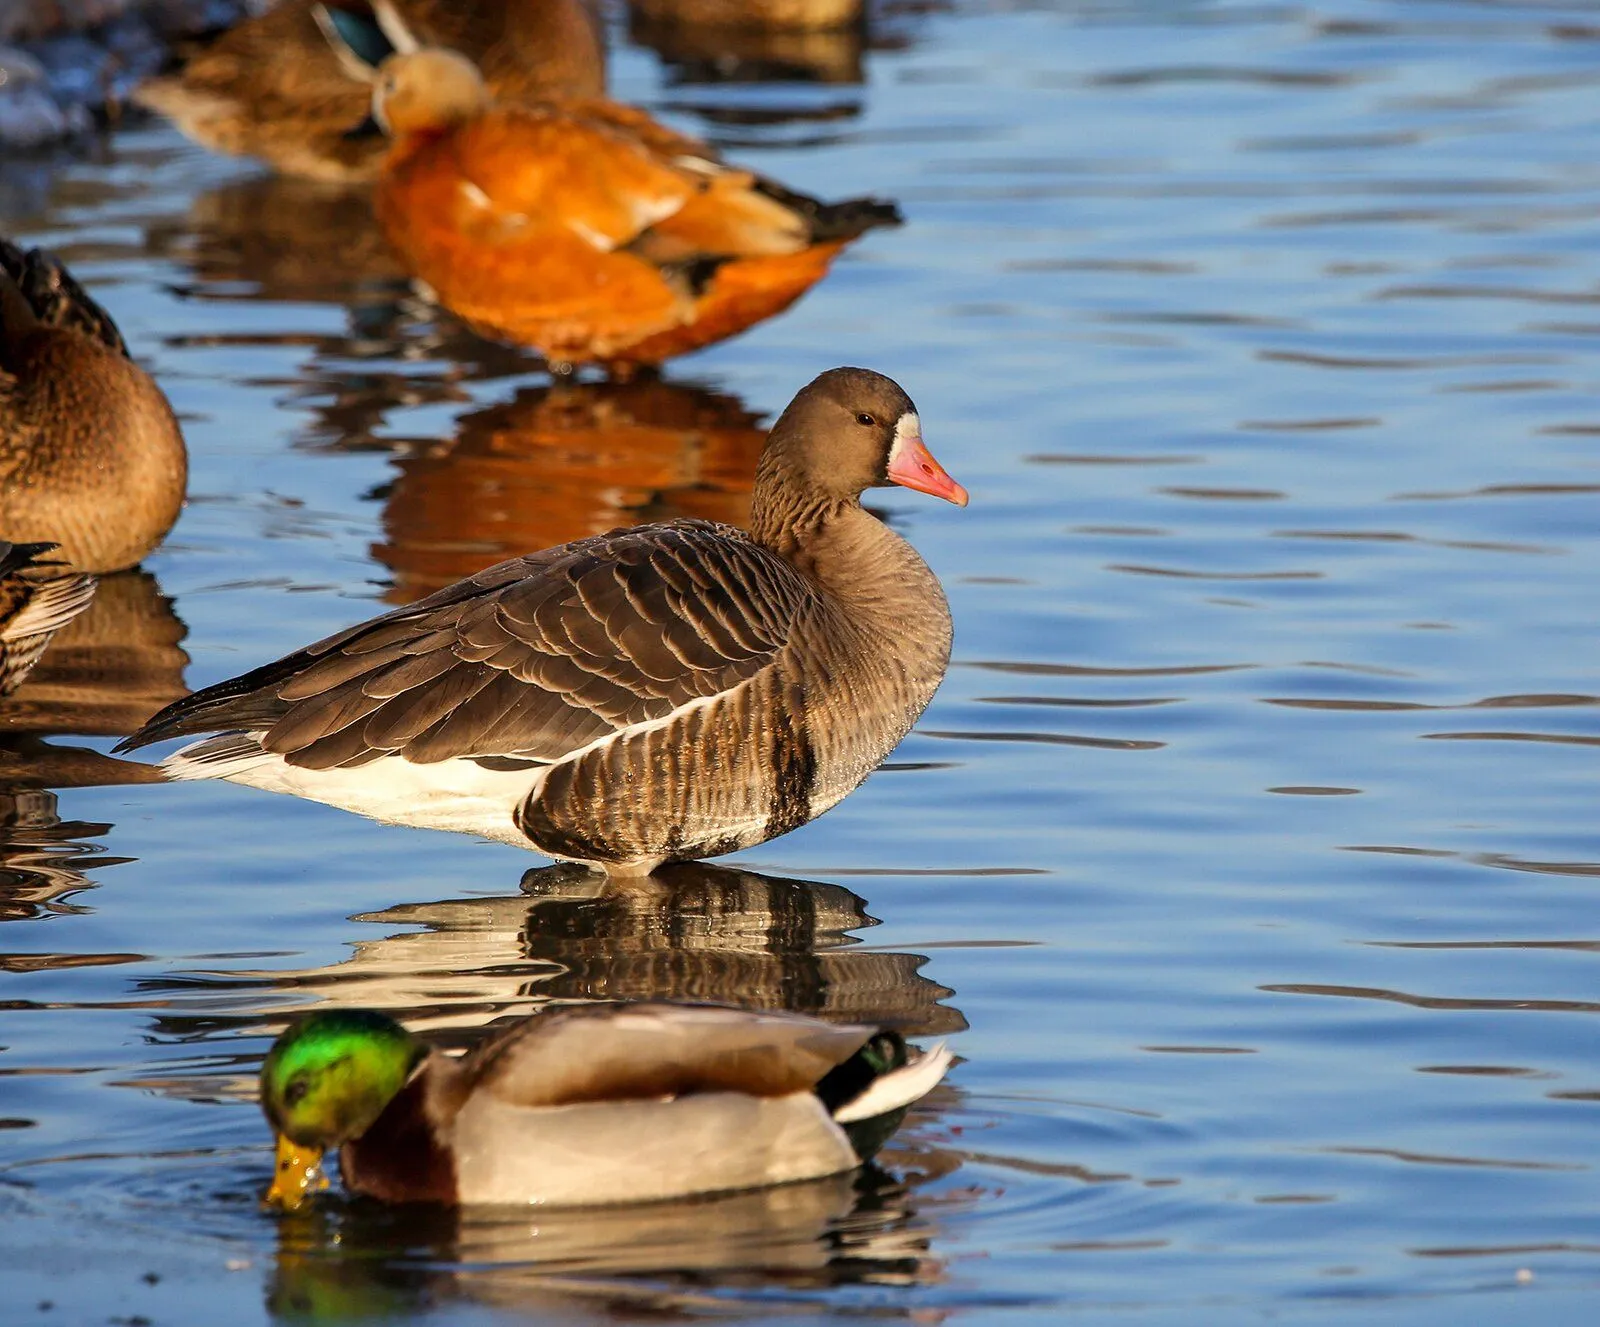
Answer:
262;1010;424;1149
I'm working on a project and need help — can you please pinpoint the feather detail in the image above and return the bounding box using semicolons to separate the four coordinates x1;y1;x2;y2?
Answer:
120;521;811;772
833;1040;952;1124
0;543;96;695
467;1002;875;1107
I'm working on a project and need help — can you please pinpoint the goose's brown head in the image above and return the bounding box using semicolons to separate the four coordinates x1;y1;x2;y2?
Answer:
759;367;968;510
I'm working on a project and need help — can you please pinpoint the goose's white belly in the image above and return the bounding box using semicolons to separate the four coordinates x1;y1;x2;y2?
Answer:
450;1091;859;1206
166;738;539;847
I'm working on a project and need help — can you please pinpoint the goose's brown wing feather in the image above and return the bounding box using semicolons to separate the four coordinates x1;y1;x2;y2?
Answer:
464;1002;875;1109
118;520;814;769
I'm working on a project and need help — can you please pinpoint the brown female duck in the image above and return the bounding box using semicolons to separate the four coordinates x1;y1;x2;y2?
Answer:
0;241;187;575
118;368;966;876
134;0;605;183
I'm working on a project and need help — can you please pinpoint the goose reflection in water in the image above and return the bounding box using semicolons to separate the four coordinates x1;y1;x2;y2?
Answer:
1;568;189;740
232;860;964;1040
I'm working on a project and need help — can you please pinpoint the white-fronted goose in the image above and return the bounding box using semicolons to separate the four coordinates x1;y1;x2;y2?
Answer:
0;239;188;574
118;368;967;875
0;541;95;697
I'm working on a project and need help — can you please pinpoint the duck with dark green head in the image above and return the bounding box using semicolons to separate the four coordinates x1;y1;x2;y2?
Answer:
259;1002;952;1210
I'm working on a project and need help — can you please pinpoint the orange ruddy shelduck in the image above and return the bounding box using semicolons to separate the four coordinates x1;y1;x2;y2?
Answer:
337;35;901;367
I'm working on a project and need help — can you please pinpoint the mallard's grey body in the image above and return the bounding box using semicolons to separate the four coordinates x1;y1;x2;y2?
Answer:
324;1002;952;1206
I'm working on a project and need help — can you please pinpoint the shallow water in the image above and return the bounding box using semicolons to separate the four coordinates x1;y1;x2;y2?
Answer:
4;0;1600;1321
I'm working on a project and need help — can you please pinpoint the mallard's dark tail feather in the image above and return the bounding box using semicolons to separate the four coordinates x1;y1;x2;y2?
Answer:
818;1033;951;1161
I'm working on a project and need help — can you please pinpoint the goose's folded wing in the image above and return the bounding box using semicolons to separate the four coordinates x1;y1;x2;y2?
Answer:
468;1003;876;1107
117;521;813;770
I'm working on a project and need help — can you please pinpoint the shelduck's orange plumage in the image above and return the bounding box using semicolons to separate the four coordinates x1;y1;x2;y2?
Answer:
353;45;900;367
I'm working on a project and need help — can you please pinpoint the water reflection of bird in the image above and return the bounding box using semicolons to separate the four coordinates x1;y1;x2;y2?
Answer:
0;241;188;573
0;788;128;922
634;12;867;94
143;173;536;442
631;0;867;91
249;860;965;1037
150;174;408;305
134;0;606;183
516;861;968;1032
260;1001;952;1209
345;39;899;367
372;377;767;602
1;568;189;741
119;370;966;875
0;568;187;918
0;542;95;697
268;1162;946;1316
635;0;861;30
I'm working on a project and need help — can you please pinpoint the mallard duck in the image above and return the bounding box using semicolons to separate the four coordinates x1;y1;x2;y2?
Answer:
117;368;965;876
0;542;95;697
0;240;188;575
134;0;605;183
334;32;899;366
261;1001;953;1209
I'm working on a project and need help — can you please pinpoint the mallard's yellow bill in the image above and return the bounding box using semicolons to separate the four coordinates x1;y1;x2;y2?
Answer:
263;1134;329;1212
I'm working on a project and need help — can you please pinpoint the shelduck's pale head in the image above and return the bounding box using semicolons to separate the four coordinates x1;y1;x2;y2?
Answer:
356;48;491;140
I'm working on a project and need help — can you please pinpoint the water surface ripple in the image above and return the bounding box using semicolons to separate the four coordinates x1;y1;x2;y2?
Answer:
3;1;1600;1322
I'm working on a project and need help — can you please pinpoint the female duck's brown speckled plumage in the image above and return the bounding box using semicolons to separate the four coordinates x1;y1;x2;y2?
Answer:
118;368;966;875
0;240;188;575
134;0;606;184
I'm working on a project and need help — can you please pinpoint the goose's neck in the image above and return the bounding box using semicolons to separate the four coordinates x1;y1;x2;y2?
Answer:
755;496;950;644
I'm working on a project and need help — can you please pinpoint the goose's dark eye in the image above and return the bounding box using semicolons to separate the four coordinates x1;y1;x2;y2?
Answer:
284;1077;309;1107
855;412;876;427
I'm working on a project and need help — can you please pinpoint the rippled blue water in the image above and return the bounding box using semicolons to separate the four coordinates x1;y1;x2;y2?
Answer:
4;1;1600;1322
